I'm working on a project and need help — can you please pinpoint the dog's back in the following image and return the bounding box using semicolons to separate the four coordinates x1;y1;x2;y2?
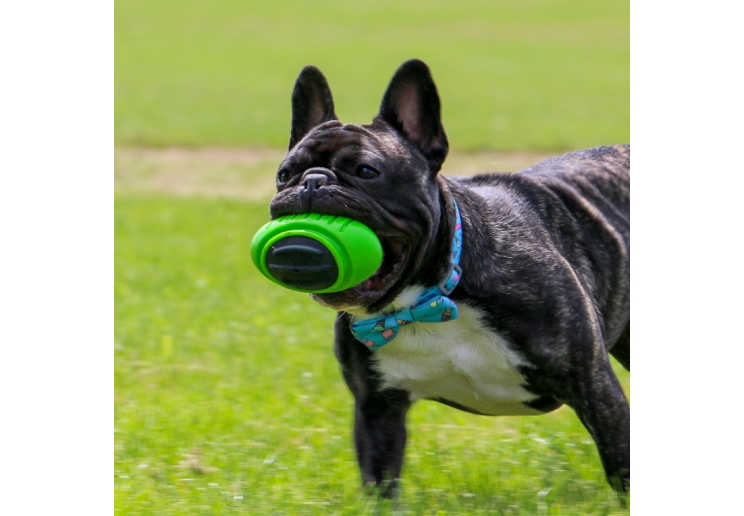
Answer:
448;144;630;352
520;144;629;346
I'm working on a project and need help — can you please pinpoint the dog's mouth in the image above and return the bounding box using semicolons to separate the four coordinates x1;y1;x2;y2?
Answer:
354;236;408;293
312;235;410;311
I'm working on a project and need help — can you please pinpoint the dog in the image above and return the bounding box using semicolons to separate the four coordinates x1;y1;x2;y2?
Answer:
268;59;630;495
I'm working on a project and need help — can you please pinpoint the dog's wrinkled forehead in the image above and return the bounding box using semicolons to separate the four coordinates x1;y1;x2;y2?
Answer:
284;120;424;172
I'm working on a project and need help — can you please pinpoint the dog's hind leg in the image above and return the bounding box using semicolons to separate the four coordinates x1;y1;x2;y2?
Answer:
609;322;630;371
566;353;630;494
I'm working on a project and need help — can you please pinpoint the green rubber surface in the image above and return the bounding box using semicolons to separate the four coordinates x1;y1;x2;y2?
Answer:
250;214;383;293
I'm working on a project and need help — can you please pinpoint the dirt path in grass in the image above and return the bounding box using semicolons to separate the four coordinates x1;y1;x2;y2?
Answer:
115;147;557;201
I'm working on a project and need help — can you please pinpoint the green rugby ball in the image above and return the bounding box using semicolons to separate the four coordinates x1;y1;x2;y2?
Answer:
250;214;383;293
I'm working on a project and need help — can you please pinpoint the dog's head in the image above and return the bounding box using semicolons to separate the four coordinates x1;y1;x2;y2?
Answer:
269;59;450;313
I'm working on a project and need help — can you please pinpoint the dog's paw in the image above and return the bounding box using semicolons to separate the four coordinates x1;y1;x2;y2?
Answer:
363;478;401;499
608;468;630;505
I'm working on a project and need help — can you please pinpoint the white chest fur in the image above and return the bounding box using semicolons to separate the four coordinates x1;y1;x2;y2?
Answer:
354;288;543;416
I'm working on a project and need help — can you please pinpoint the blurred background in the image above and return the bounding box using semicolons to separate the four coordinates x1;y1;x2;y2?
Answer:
115;1;629;513
115;0;628;151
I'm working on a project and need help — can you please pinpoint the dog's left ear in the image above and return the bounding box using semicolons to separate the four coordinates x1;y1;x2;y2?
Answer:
377;59;449;173
289;65;338;150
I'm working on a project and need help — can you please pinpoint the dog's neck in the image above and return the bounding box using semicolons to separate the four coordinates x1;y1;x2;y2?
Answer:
346;200;463;353
359;181;459;316
409;178;458;288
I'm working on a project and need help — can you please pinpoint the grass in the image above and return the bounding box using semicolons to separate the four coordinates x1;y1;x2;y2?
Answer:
115;2;630;511
115;0;629;151
115;193;630;515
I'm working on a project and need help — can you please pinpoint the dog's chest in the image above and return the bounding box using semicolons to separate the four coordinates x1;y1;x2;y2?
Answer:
359;295;542;416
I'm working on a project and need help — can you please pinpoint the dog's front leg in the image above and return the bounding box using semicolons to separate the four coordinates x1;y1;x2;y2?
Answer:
334;313;411;497
353;389;410;496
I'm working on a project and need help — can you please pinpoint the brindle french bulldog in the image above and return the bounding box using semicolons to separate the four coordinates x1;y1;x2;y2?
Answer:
268;59;630;495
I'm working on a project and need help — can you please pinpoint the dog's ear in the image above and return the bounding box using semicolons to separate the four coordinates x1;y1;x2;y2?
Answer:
289;66;338;150
377;59;449;173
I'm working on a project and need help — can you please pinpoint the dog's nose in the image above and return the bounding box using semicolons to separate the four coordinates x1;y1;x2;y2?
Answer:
301;167;336;192
302;173;328;192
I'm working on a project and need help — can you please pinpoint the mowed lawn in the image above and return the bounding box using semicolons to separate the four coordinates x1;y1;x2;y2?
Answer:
115;0;628;151
115;193;630;515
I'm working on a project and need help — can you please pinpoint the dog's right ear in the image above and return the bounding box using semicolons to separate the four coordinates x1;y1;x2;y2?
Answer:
289;66;338;150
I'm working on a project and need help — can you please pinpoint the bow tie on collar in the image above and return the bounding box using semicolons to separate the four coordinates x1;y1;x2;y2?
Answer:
350;202;463;350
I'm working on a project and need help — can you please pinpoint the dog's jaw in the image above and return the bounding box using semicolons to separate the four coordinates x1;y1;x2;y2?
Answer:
310;295;366;316
309;235;412;312
311;278;425;317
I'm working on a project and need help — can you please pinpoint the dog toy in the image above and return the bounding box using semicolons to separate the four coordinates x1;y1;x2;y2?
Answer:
250;214;383;293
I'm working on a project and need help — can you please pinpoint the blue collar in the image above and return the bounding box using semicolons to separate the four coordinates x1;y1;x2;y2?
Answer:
349;202;463;350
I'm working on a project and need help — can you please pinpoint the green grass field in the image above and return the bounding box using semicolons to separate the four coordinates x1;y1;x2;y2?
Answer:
115;194;630;515
115;0;628;151
115;1;629;512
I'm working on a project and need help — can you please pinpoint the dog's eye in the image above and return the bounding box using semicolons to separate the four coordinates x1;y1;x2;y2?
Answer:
357;165;379;180
277;169;292;184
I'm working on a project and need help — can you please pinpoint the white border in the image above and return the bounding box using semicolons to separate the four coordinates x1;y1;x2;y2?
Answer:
4;0;740;512
633;0;743;513
0;1;112;513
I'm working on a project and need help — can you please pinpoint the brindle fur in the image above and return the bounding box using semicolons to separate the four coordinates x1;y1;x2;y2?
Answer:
269;59;630;496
